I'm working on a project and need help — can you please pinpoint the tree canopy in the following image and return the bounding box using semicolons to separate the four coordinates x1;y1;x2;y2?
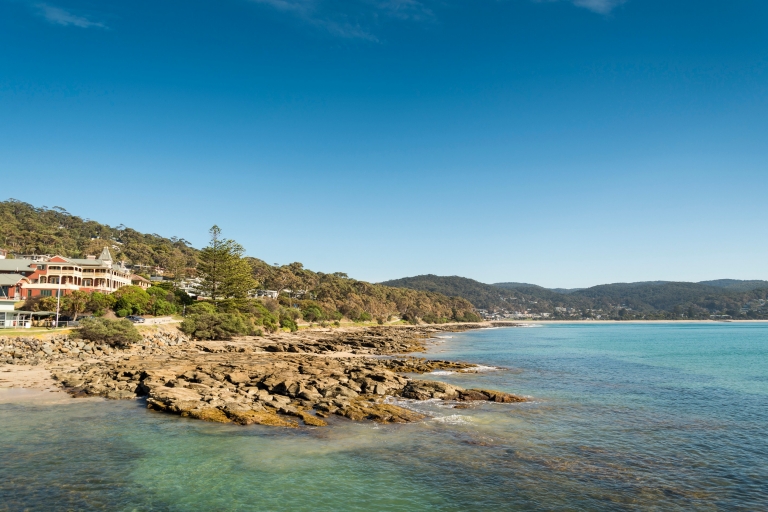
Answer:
0;199;197;270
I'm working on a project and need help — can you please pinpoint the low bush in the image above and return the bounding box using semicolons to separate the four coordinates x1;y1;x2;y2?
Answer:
280;316;298;332
302;305;324;322
73;318;142;349
180;312;254;340
455;311;482;322
185;301;217;316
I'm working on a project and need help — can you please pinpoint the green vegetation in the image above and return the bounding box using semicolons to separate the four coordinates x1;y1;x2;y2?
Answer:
381;275;520;311
250;264;478;324
197;225;255;300
0;199;196;270
387;275;768;320
73;318;142;348
180;311;258;340
22;285;191;319
2;202;480;327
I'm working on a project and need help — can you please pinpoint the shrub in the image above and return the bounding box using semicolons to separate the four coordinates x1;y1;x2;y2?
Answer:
216;299;279;332
280;316;298;332
455;311;482;322
73;318;142;349
88;292;115;314
179;312;254;340
422;313;449;324
116;308;131;318
185;301;217;315
150;298;177;316
147;286;173;301
112;286;151;315
302;305;324;322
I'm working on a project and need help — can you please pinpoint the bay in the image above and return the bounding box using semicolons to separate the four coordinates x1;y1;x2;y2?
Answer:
1;323;766;510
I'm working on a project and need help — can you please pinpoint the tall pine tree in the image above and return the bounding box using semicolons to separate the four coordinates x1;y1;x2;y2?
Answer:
197;226;254;300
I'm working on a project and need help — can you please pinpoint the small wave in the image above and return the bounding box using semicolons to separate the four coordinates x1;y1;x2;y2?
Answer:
431;414;472;425
460;365;502;373
429;370;455;376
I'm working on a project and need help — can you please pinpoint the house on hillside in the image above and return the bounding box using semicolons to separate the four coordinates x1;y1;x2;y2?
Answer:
254;289;279;299
130;274;151;290
0;249;6;259
1;247;132;299
178;277;204;298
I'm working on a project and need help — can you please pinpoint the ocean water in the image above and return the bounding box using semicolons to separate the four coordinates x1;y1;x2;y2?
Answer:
1;323;766;511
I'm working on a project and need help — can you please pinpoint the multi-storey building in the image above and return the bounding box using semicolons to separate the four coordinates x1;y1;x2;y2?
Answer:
0;247;134;299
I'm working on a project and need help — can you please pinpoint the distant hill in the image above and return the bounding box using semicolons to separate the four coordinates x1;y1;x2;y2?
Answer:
698;279;768;292
384;275;768;319
381;275;517;310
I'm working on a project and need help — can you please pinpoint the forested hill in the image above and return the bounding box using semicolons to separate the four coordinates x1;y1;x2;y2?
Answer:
0;199;198;268
0;200;480;324
384;275;768;319
380;275;521;310
699;279;768;291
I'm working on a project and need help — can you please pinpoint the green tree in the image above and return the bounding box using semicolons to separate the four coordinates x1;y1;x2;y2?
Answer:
112;285;151;316
87;292;116;316
197;225;255;300
62;290;90;321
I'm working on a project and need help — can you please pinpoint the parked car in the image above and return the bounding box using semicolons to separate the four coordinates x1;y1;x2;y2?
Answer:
126;315;145;323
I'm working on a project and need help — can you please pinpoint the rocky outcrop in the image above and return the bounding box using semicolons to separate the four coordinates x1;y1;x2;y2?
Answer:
7;323;528;428
0;329;189;365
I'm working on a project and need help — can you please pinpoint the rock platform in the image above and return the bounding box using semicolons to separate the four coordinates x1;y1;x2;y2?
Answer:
1;324;527;427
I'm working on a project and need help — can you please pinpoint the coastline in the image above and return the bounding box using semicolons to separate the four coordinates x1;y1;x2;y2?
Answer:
0;323;525;427
502;319;768;324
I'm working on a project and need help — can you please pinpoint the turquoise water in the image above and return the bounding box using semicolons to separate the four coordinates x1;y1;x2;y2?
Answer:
1;323;766;510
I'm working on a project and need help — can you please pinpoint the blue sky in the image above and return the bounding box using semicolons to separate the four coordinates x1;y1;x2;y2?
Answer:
1;0;767;287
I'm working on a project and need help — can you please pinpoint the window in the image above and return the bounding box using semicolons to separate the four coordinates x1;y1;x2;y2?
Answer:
27;290;32;298
41;290;52;297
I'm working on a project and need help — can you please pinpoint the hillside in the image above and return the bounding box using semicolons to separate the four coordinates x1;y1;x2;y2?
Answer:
0;199;197;270
380;275;517;310
0;199;479;324
698;279;768;292
385;275;768;319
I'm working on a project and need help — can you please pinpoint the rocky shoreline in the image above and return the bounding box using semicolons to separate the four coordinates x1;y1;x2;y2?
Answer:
1;324;527;427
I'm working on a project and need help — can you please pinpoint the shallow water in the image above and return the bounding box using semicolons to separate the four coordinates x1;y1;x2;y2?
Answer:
1;323;766;510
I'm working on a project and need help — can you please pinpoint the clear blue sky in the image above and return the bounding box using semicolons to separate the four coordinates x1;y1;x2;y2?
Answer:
2;0;766;287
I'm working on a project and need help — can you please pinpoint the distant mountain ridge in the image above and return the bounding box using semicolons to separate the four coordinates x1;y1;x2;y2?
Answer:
382;275;768;319
698;279;768;291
